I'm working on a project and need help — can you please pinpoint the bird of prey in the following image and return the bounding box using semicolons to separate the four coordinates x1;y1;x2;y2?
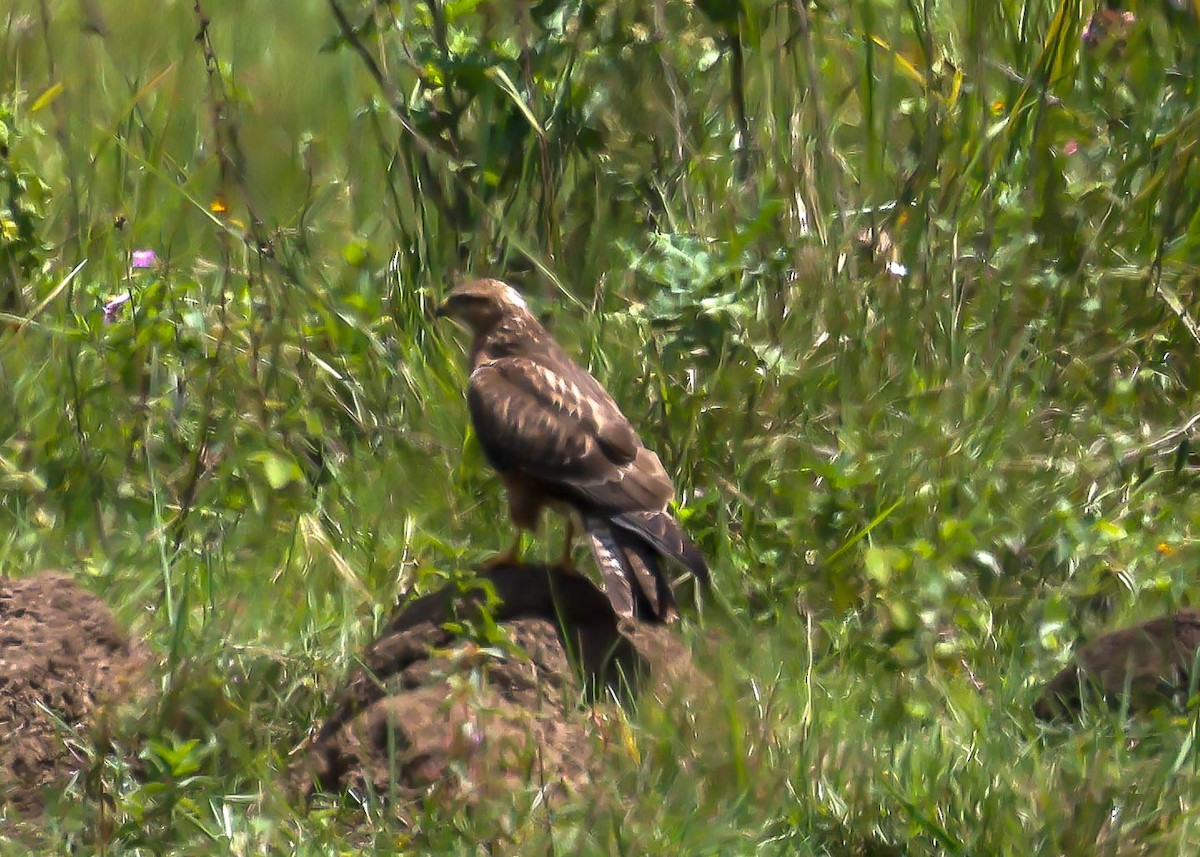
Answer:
436;278;709;622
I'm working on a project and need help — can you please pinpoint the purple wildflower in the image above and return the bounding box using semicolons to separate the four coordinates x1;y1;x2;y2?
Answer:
103;292;131;324
131;249;157;269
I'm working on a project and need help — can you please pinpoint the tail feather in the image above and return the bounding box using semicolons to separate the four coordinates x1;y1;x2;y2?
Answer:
583;520;635;620
611;526;680;621
584;513;683;622
609;509;710;585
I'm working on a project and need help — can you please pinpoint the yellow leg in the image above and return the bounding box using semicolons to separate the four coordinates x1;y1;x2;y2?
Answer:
482;532;523;570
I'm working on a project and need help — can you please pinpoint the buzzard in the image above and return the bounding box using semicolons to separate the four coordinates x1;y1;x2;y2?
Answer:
436;278;709;621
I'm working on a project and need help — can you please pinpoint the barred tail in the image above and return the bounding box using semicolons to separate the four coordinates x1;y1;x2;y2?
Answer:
584;513;681;622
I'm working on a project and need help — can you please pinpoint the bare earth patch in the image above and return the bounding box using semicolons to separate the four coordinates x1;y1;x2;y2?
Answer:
0;571;148;815
293;563;694;815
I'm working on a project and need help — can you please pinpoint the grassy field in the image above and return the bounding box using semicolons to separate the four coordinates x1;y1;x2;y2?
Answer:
4;0;1200;852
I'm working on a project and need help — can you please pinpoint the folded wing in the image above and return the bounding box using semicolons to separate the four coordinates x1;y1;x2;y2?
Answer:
467;356;674;512
467;355;707;619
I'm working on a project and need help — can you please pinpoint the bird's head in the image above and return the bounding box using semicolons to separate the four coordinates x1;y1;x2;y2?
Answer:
435;278;530;335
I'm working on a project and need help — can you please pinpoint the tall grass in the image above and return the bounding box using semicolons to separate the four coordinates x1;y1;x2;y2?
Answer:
3;0;1200;852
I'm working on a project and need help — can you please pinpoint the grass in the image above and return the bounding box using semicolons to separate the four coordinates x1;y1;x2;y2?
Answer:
4;0;1200;852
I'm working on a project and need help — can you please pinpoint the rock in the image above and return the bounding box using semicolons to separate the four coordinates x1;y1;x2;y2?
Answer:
292;563;693;814
0;571;148;814
1033;609;1200;721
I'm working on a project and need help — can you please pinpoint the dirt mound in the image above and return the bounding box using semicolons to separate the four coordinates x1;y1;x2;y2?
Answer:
294;563;693;813
1034;609;1200;721
0;571;148;815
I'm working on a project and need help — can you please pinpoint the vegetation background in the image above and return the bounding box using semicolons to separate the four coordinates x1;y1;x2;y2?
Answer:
3;0;1200;852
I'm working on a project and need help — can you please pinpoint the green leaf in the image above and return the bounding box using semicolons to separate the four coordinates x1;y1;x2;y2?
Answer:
445;0;487;23
865;546;898;585
341;239;369;267
250;451;304;490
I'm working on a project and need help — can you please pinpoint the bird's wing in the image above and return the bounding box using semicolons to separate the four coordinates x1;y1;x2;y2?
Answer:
467;356;674;512
610;509;710;585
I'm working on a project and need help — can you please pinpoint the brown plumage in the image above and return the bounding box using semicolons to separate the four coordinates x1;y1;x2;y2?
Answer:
1033;610;1200;722
436;278;709;621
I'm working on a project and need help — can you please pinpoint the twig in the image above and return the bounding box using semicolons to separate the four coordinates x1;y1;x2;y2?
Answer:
982;57;1065;107
652;0;688;165
327;0;438;155
324;0;581;307
790;0;840;210
1121;410;1200;464
1148;148;1200;346
727;27;752;184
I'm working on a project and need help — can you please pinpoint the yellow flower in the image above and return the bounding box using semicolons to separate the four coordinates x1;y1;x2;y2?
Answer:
990;100;1005;115
209;196;228;214
1157;542;1174;556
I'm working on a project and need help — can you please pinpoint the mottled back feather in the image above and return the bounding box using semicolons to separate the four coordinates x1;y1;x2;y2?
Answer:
468;358;674;512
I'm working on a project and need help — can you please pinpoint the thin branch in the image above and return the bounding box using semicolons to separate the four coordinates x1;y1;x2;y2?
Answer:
728;27;752;183
1121;411;1200;464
